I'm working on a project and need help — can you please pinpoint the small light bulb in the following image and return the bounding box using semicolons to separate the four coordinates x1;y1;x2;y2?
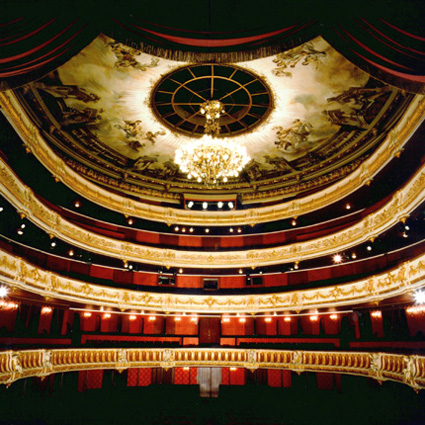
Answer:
0;286;8;298
217;201;223;209
228;202;234;209
187;201;194;209
202;202;208;210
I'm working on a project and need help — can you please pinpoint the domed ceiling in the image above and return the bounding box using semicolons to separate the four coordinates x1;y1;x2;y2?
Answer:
17;34;412;203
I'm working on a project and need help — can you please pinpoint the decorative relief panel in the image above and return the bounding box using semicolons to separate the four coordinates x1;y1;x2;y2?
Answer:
1;247;425;313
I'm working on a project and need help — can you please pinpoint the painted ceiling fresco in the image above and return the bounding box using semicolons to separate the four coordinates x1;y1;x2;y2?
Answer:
18;34;411;201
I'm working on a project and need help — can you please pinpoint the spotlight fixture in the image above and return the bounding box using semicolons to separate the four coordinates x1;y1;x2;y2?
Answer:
103;313;111;319
405;225;410;231
414;289;425;304
239;317;246;323
68;249;74;256
187;201;194;209
238;269;243;274
366;245;372;251
17;229;24;235
129;315;137;321
83;312;92;318
174;316;182;322
205;228;210;233
74;200;81;208
330;314;338;320
228;202;234;209
229;228;234;233
174;226;179;232
148;316;156;321
284;316;291;322
294;262;299;270
41;306;52;314
0;207;3;212
128;264;134;270
20;224;26;229
264;317;272;323
402;232;408;238
50;241;56;248
217;201;224;209
179;268;183;273
127;218;134;225
0;286;8;298
309;315;319;322
237;228;242;233
332;254;343;264
182;227;186;233
345;203;351;210
189;227;194;233
351;252;357;259
202;202;208;210
371;310;382;318
222;316;230;323
291;219;297;226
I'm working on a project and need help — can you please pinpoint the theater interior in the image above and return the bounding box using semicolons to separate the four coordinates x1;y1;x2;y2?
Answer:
1;1;425;424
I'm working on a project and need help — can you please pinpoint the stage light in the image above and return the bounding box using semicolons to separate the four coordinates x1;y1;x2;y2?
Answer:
0;286;8;298
333;254;343;264
414;289;425;304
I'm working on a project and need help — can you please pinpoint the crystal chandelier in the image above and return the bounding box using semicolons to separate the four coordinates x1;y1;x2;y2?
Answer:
175;135;250;184
175;101;250;184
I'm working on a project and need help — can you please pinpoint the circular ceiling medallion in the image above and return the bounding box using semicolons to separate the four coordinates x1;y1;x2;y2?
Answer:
151;64;273;137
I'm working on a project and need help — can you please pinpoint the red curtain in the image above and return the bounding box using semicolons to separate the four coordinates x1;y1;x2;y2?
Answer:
0;4;424;92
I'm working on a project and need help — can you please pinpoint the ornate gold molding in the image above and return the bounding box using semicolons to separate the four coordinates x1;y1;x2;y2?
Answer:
1;348;424;391
1;246;425;313
0;146;425;268
1;91;424;226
